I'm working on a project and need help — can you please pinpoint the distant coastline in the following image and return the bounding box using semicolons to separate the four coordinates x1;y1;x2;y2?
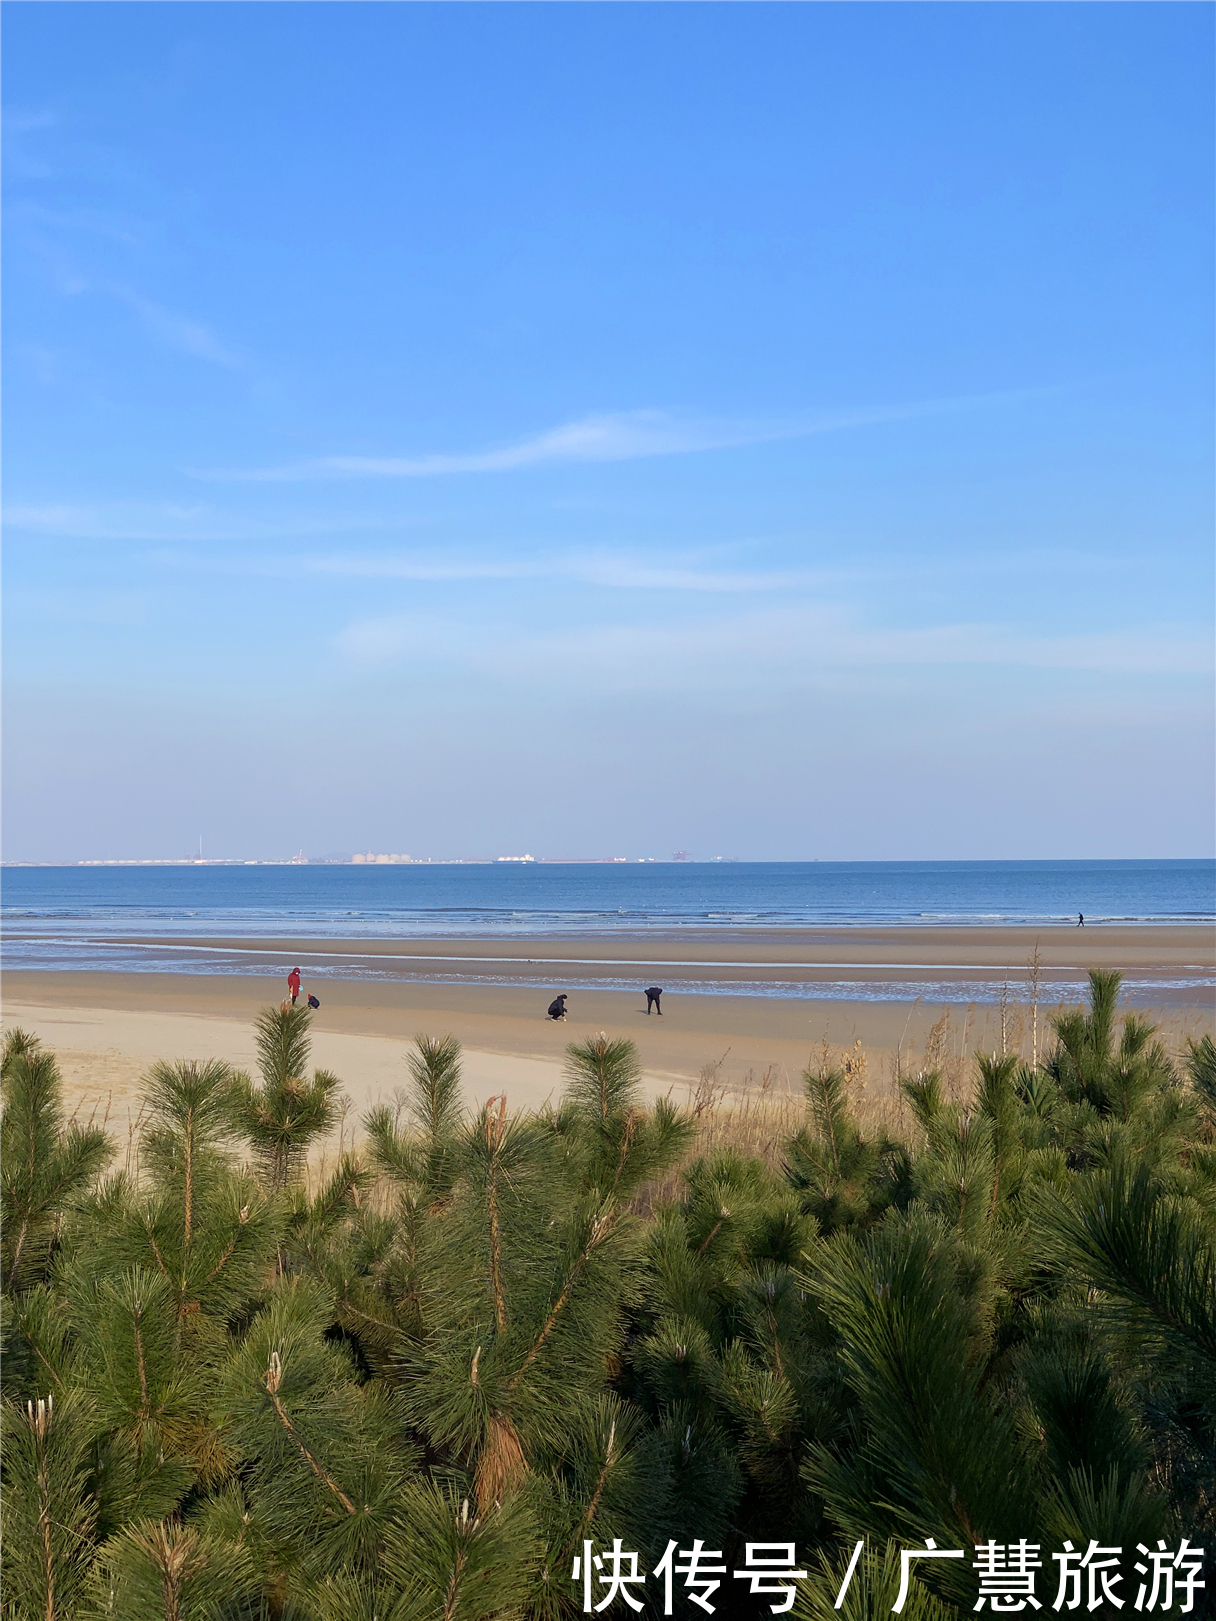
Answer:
3;854;710;867
1;853;1206;869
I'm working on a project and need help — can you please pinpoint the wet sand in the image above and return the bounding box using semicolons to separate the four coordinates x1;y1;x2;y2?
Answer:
4;924;1211;1147
18;922;1211;983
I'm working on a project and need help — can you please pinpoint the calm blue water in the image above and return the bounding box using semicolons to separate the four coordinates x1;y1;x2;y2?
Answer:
3;859;1212;939
4;862;1211;1003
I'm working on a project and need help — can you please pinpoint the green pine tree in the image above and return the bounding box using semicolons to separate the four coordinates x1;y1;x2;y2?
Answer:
0;1390;98;1621
2;1029;112;1294
229;1007;342;1190
2;968;1211;1620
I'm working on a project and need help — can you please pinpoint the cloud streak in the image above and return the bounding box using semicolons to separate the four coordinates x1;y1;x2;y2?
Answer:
2;503;421;545
297;552;841;593
132;546;854;595
192;393;1025;483
115;290;243;368
334;602;1213;684
0;504;852;591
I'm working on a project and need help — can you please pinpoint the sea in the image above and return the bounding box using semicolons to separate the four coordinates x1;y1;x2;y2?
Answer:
2;860;1212;1007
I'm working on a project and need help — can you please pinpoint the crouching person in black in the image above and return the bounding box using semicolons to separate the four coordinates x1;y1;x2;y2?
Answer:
645;986;663;1015
546;993;569;1021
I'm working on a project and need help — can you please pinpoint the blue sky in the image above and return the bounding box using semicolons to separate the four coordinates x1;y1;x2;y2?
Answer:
4;2;1212;861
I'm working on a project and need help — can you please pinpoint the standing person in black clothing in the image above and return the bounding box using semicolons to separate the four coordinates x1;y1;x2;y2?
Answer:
645;986;663;1015
546;994;568;1021
1077;913;1085;927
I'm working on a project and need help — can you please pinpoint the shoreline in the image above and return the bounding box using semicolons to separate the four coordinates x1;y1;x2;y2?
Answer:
5;924;1211;1144
7;922;1212;968
5;924;1212;1006
7;922;1212;953
4;920;1212;1149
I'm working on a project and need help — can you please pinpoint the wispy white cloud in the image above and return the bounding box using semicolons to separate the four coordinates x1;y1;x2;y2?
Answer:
129;547;843;595
2;502;418;545
14;202;139;245
524;614;1215;684
332;612;443;664
5;586;151;627
3;108;58;135
296;552;837;593
12;343;82;389
115;290;243;368
6;503;1165;610
0;501;869;589
139;544;886;595
5;502;206;540
192;393;1023;483
8;170;239;365
194;410;765;481
2;106;58;179
164;542;1141;597
572;558;831;593
334;601;1213;684
5;217;244;365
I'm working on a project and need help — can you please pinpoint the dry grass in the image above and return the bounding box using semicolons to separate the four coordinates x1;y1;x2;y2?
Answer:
303;1039;909;1211
282;995;1211;1210
676;1079;803;1175
638;1042;910;1206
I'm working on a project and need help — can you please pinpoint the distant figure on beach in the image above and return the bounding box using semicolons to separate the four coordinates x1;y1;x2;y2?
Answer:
645;986;663;1015
1077;913;1085;927
307;993;320;1010
288;967;301;1005
546;994;568;1022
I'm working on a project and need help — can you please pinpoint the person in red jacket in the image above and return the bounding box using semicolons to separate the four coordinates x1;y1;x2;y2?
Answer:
287;966;301;1005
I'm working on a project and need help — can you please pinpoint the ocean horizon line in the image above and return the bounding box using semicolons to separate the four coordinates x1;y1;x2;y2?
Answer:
4;855;1213;869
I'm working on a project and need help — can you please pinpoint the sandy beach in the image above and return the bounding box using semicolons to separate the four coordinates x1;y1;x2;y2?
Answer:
4;924;1212;1152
